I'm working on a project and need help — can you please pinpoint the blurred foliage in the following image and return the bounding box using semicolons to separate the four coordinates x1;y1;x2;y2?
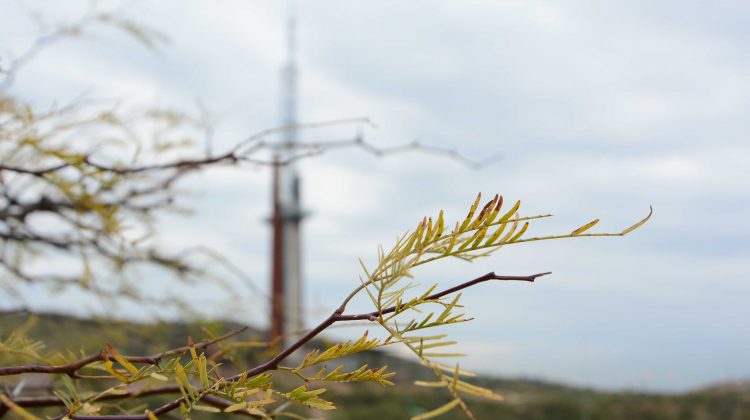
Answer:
0;6;258;316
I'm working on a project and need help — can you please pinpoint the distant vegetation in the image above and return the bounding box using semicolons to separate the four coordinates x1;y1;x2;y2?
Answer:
2;311;747;419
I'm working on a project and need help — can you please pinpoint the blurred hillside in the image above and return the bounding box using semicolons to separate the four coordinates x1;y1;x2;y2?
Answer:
1;311;748;419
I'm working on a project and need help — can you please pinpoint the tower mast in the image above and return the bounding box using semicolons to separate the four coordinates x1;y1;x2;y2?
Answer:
269;5;304;345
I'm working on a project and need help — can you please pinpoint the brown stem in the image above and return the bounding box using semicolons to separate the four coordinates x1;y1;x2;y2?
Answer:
336;272;551;321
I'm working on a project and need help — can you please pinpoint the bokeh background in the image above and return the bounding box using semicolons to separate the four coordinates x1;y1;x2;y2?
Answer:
2;0;749;393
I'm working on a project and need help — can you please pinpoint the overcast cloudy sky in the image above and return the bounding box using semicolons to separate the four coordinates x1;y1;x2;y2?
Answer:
2;0;749;392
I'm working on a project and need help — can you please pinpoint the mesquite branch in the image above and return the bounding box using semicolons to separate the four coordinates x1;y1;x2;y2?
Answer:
0;271;548;419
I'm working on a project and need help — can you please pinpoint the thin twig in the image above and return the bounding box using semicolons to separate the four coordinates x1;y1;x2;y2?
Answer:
336;272;551;321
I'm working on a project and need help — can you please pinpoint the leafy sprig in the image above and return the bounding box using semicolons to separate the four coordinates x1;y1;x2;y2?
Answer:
351;193;651;419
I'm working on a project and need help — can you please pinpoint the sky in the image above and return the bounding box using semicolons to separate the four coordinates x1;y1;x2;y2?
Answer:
1;0;749;392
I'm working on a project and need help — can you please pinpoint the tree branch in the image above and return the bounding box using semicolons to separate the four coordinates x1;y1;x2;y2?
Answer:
52;271;546;419
0;327;248;376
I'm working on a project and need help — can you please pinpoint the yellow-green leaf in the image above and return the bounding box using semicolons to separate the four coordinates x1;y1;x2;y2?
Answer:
420;360;476;377
224;402;248;413
198;353;209;388
622;206;653;234
458;193;482;232
187;336;198;360
105;343;138;375
0;395;42;420
150;372;169;382
571;219;599;236
102;352;129;382
193;404;221;413
411;398;461;420
509;221;529;242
